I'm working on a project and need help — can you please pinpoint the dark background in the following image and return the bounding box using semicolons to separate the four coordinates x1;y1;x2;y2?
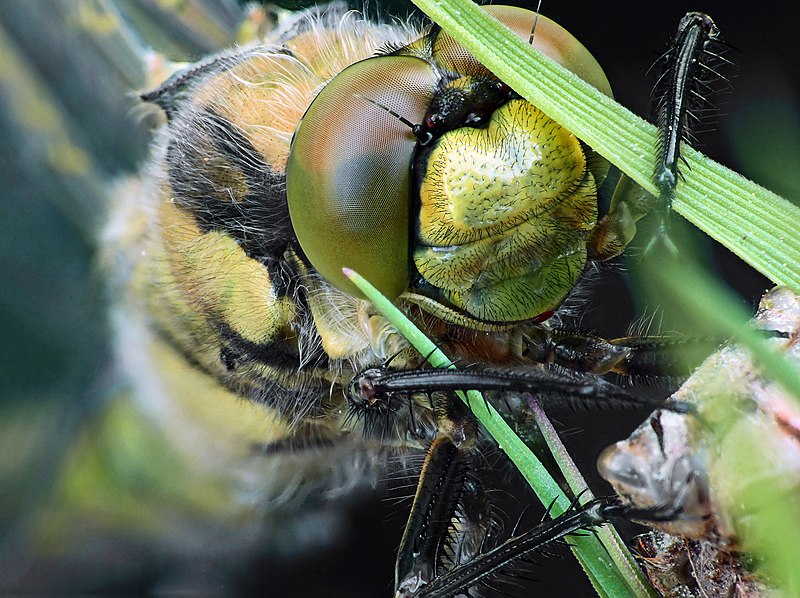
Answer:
0;0;797;595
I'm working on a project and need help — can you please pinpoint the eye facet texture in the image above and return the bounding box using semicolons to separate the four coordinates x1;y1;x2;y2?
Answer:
287;56;439;299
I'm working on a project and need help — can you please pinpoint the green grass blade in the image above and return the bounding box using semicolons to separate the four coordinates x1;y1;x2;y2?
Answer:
655;264;800;411
344;268;654;597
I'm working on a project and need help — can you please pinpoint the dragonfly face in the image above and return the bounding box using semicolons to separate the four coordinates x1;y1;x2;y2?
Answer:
138;4;621;459
285;5;612;323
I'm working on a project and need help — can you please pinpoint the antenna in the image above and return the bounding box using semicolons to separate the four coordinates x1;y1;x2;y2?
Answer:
351;92;433;144
528;0;543;45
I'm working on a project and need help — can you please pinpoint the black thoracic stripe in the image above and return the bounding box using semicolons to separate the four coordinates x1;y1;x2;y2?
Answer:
251;433;339;456
141;55;238;118
216;320;329;373
151;325;323;415
215;321;332;418
166;109;297;297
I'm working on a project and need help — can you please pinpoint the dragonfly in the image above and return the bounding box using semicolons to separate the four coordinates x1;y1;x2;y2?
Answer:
1;0;796;595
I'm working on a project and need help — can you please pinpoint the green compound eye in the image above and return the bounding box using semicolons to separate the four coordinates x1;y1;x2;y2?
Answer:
432;6;612;100
287;5;612;315
286;55;439;300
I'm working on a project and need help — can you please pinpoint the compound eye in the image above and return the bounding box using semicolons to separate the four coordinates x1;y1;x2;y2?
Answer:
493;5;612;97
434;5;612;99
287;55;438;300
